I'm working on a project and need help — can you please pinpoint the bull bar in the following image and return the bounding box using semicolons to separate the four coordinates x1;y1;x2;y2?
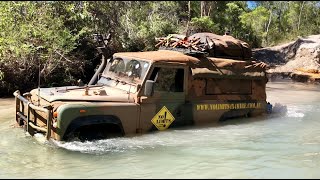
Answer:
13;90;52;140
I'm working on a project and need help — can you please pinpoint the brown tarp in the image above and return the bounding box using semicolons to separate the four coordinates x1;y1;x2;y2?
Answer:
191;57;267;79
188;32;252;60
191;67;266;79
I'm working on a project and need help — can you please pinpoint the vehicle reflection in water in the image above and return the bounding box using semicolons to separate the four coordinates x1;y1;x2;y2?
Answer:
1;80;320;178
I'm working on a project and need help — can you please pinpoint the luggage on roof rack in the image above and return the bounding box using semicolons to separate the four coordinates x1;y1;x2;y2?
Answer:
155;32;253;60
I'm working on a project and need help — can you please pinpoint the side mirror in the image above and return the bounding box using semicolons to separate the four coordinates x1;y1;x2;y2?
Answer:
137;84;142;91
144;80;155;97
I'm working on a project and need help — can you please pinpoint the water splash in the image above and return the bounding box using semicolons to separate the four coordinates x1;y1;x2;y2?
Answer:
50;127;233;154
50;133;176;154
287;110;305;118
269;102;307;118
271;103;288;114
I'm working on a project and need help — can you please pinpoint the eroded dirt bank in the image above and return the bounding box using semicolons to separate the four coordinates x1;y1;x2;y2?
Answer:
253;35;320;83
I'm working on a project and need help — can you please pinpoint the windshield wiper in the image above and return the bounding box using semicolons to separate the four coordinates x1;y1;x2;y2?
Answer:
101;74;112;80
102;74;137;86
101;75;120;83
114;78;120;84
55;84;103;92
119;80;127;85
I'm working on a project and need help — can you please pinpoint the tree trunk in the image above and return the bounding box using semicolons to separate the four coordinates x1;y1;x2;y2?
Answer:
266;9;272;45
186;1;191;36
200;1;205;17
298;1;305;31
188;1;191;21
207;2;212;17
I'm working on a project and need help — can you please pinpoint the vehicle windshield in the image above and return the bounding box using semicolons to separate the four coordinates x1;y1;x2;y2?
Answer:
97;56;150;93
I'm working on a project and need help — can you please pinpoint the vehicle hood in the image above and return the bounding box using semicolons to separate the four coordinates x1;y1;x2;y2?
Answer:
30;85;135;103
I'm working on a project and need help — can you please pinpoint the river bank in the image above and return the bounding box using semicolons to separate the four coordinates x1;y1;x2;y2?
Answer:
253;34;320;84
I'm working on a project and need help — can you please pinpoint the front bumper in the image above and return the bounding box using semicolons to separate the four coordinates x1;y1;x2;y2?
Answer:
13;90;53;140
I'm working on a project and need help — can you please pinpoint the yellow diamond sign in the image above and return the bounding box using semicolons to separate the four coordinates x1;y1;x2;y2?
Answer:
151;106;175;131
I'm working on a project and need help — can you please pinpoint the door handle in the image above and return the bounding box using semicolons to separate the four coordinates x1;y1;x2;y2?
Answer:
176;109;182;117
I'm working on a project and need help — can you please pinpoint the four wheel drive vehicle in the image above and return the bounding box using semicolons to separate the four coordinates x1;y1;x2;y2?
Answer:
13;33;269;142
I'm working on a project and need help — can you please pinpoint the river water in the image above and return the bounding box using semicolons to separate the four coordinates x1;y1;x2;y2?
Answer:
1;80;320;178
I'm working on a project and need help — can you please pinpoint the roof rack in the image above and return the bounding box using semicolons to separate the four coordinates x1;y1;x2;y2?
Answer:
159;46;208;56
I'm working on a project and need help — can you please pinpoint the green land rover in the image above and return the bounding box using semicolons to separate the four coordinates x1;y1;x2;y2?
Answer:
13;33;269;141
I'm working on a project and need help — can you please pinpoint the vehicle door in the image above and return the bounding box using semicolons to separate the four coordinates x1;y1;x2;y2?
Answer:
138;64;192;133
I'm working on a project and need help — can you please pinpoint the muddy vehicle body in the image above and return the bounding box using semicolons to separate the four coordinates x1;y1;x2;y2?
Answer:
13;33;269;141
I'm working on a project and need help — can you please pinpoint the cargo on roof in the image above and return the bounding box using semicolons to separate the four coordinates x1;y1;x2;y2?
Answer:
155;32;253;60
113;49;268;73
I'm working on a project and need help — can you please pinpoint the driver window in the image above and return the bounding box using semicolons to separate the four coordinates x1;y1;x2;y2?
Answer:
109;58;125;76
125;60;142;78
150;67;184;92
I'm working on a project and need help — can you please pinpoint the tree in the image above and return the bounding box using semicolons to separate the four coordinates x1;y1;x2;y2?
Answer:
224;2;245;38
120;1;180;51
189;16;216;34
240;6;269;46
1;1;320;97
0;1;94;95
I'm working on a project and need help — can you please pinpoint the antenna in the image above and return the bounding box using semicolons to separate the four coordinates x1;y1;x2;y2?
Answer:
38;55;41;106
128;83;132;102
37;47;44;106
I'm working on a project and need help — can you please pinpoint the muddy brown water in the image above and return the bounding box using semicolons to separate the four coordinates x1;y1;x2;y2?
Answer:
1;80;320;178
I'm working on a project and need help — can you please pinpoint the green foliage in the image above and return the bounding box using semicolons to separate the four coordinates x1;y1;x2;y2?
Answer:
240;6;269;46
190;16;216;33
1;1;320;97
0;2;78;61
252;1;320;46
240;6;269;33
120;1;180;51
0;1;95;96
224;2;246;38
